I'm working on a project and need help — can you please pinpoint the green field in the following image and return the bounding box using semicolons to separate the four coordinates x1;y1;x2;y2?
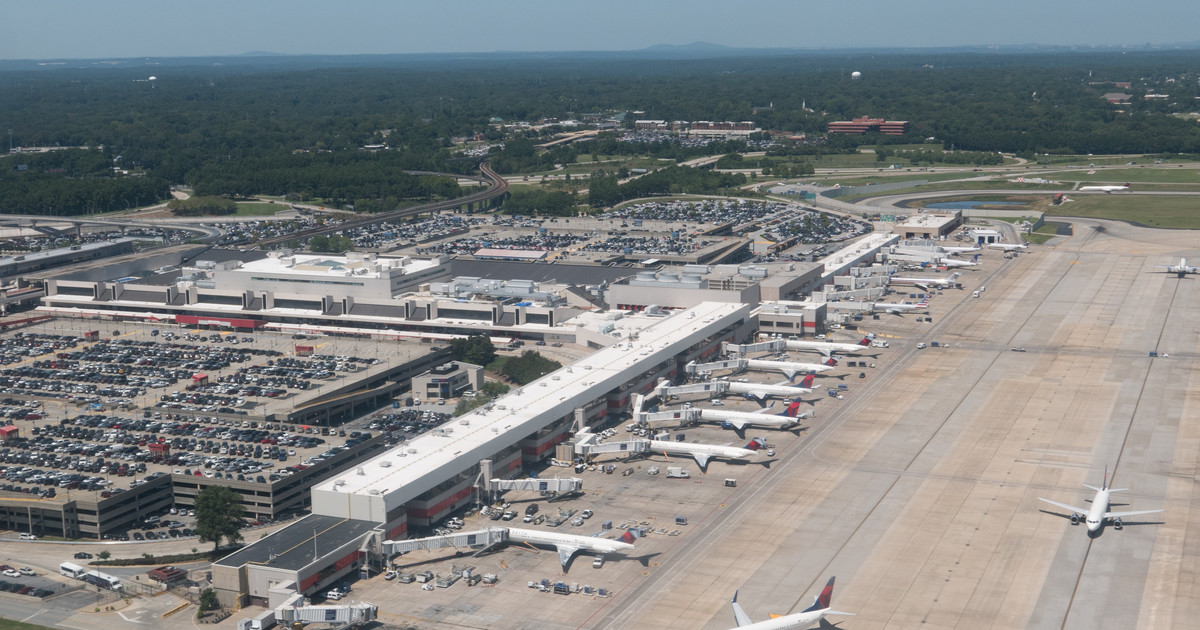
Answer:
1048;195;1200;229
1027;221;1067;244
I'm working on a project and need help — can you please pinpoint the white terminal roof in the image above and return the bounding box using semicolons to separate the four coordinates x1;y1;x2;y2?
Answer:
234;253;440;279
310;301;752;522
820;232;898;276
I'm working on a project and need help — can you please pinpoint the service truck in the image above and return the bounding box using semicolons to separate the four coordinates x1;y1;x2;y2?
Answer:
666;467;690;479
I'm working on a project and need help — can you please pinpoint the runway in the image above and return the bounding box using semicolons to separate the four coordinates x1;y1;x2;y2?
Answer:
599;218;1200;629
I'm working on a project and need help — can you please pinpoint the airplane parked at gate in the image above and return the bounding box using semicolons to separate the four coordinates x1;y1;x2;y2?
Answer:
888;271;962;292
1158;257;1198;278
727;576;853;630
987;242;1029;252
1037;467;1162;535
784;337;874;357
722;374;818;402
506;528;637;570
700;400;809;432
877;296;930;315
648;436;764;470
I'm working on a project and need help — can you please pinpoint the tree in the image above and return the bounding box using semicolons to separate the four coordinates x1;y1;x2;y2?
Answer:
198;588;218;614
500;351;562;385
449;335;496;366
98;550;111;560
195;486;245;553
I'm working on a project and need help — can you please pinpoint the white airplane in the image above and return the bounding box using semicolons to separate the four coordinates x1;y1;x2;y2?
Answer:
1158;257;1198;278
1079;182;1130;193
988;241;1029;252
1037;467;1162;534
647;436;763;470
784;337;874;357
506;527;637;570
877;296;930;315
698;400;810;432
725;374;816;403
888;271;962;292
940;244;981;255
728;576;853;630
746;357;837;378
936;254;981;268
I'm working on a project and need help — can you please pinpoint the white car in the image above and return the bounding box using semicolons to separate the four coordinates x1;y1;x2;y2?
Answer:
18;533;37;540
2;569;19;578
18;567;34;576
326;590;344;601
709;399;724;406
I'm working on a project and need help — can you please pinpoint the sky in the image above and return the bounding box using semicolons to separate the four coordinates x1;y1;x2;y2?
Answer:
5;0;1200;60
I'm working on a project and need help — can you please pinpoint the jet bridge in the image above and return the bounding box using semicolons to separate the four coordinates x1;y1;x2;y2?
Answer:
637;408;703;429
488;477;583;495
686;358;748;375
385;528;509;557
574;438;651;458
657;381;729;398
277;602;378;626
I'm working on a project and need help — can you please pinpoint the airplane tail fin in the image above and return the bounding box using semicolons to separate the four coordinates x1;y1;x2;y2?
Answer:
798;373;815;389
777;400;806;419
617;530;638;545
825;357;838;367
802;577;837;613
972;254;980;262
858;337;871;346
744;437;767;451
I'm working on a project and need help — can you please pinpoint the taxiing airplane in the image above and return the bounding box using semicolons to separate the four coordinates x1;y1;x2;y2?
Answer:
1158;257;1198;278
784;336;874;357
987;242;1029;252
726;374;818;402
648;437;763;470
877;296;930;315
1037;467;1162;534
1079;182;1130;193
727;576;853;630
506;527;637;570
888;271;962;292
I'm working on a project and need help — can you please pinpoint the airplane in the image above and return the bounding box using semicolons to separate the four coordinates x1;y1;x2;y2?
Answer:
725;374;818;403
745;357;837;378
877;296;930;315
505;527;637;570
1158;257;1198;278
888;271;962;292
988;242;1029;252
1037;467;1163;534
940;244;982;255
727;576;853;630
784;336;874;357
1079;182;1130;193
647;436;764;470
936;254;981;268
700;400;810;432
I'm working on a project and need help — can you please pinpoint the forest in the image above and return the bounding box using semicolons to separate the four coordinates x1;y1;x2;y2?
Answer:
3;49;1200;216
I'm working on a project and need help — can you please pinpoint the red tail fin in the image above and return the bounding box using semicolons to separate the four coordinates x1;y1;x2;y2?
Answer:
618;530;637;545
779;400;804;418
802;577;836;613
858;337;870;346
824;357;838;367
799;373;815;389
744;437;766;451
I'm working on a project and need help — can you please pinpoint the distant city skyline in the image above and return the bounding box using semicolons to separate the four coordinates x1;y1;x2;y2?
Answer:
4;0;1200;61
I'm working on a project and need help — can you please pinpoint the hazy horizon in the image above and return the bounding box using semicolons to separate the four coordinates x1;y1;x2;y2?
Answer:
5;0;1200;61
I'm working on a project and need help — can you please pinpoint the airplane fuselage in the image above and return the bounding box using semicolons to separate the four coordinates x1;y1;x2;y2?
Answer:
784;339;872;356
744;358;833;376
696;408;804;430
725;610;825;630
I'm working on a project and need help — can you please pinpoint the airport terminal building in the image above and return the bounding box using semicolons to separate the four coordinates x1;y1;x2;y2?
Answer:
210;302;755;607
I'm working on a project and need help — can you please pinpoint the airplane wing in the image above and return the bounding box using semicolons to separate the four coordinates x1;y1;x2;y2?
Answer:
553;544;578;570
1038;497;1087;515
692;453;711;469
1105;508;1163;520
730;591;755;627
724;418;749;430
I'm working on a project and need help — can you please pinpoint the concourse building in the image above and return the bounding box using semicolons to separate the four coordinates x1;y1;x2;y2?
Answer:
210;302;754;607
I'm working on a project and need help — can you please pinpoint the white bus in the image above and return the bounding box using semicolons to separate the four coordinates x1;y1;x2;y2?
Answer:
59;562;85;579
